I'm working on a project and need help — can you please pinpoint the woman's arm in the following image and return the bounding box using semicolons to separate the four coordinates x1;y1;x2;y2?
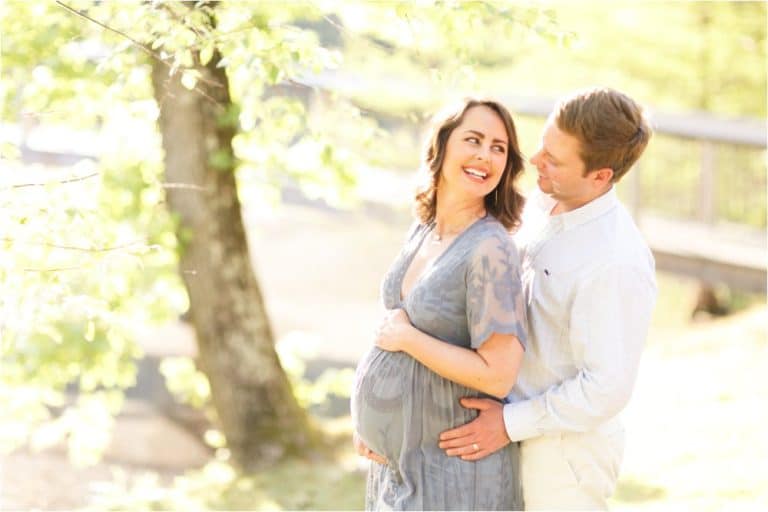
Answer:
375;309;523;399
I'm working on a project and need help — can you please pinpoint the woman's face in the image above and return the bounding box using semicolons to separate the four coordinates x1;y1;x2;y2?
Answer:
439;105;509;201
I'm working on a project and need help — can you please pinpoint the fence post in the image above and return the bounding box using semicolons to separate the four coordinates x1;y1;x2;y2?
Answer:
695;139;723;317
698;140;716;225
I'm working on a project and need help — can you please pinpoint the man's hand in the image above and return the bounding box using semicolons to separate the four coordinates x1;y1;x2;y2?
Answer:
438;398;511;461
353;431;387;465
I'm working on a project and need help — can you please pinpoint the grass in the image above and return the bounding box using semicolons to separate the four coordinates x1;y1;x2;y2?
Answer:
611;302;768;511
83;417;367;511
609;273;767;510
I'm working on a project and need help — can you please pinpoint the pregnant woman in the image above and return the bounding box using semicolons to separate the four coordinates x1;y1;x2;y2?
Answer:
350;97;528;510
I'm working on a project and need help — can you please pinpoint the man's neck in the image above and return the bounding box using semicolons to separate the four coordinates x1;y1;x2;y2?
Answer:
550;186;613;216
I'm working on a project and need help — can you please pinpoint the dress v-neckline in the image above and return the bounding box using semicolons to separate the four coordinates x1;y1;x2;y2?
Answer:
398;216;487;304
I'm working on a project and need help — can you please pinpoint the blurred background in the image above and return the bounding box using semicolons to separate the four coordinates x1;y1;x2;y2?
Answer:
1;1;766;510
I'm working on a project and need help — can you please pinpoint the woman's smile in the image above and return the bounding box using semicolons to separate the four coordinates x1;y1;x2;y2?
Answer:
463;165;489;182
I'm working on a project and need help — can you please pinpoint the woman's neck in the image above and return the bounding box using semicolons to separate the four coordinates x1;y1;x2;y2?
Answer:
433;187;486;238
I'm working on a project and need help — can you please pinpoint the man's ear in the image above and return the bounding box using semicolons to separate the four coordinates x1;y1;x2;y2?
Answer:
591;167;614;187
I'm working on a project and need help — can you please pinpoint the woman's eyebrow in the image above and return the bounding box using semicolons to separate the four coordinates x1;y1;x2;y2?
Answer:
464;129;508;145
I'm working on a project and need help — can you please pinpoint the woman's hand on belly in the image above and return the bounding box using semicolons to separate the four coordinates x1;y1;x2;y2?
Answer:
375;308;416;353
353;431;388;465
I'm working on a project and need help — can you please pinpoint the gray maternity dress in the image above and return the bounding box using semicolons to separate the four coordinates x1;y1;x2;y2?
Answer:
351;215;527;510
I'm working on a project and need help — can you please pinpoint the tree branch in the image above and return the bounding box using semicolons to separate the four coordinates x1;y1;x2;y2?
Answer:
55;1;224;105
56;1;158;62
2;237;156;253
6;172;100;190
24;265;88;272
161;182;208;191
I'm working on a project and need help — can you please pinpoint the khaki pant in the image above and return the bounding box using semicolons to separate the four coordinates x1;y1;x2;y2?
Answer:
520;420;625;510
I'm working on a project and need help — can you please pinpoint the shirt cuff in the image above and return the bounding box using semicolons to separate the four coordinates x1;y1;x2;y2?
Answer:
503;398;545;442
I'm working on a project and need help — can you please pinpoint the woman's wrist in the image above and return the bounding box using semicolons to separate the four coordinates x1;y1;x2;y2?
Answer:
400;325;420;354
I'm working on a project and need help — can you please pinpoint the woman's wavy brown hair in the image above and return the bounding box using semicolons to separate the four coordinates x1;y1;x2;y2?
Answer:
414;98;526;231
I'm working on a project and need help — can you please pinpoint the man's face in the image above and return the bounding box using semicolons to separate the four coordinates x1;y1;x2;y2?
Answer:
529;120;597;211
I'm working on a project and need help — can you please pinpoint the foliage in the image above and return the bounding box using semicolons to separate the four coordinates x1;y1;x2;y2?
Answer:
0;132;179;464
159;333;355;437
1;0;185;463
340;2;766;119
275;332;355;409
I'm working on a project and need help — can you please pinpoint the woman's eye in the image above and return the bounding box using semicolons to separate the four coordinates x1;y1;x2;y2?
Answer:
466;137;480;144
492;145;506;153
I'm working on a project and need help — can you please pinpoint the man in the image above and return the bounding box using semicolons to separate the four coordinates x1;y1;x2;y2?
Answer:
437;87;657;509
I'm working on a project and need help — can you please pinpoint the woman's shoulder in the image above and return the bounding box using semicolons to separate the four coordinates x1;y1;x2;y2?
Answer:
467;216;519;258
473;216;515;242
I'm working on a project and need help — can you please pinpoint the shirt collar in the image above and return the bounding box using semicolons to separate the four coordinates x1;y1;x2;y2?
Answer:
555;187;619;231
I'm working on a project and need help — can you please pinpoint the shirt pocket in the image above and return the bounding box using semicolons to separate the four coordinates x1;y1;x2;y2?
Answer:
528;263;577;371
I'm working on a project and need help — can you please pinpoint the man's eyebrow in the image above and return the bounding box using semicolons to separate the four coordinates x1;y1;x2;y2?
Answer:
544;147;561;163
464;129;508;145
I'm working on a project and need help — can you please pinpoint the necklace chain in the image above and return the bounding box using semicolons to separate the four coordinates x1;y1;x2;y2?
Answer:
431;211;485;243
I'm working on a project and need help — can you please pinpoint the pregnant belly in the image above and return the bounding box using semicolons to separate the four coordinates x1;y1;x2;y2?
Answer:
351;346;482;462
351;347;413;460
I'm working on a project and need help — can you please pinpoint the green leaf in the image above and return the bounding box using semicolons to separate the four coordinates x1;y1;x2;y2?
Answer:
84;320;96;342
209;148;234;171
265;62;282;84
199;43;215;66
151;36;166;50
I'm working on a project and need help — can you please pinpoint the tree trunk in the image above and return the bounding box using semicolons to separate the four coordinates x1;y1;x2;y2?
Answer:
150;49;316;470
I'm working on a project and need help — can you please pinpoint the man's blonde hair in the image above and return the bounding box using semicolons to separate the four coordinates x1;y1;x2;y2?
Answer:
554;87;651;182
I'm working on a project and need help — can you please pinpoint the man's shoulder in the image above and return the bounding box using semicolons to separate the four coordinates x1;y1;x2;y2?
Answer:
549;203;654;278
580;209;656;286
608;203;654;265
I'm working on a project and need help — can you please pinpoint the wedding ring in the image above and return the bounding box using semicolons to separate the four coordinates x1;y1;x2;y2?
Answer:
472;443;479;452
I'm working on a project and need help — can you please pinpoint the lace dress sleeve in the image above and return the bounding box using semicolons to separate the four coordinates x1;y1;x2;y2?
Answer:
466;232;527;349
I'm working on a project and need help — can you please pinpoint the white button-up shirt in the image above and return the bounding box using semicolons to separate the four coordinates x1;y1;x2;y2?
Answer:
503;187;657;441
